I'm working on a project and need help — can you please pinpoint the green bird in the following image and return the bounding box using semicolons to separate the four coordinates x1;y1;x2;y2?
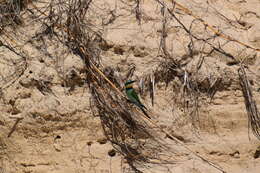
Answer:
125;80;151;119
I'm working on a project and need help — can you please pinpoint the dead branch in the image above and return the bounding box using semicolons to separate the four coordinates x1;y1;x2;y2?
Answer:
7;116;23;137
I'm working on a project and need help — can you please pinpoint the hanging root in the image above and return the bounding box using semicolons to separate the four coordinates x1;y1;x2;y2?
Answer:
238;66;260;140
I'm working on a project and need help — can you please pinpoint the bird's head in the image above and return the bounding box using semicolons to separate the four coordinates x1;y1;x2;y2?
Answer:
125;80;135;89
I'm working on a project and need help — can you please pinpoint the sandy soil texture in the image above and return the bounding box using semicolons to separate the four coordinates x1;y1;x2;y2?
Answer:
0;0;260;172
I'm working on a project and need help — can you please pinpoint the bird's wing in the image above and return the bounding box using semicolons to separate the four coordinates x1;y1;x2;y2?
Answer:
127;89;148;113
131;89;142;103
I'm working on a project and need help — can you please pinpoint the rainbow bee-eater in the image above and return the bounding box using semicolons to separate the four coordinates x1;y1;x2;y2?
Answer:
125;80;151;119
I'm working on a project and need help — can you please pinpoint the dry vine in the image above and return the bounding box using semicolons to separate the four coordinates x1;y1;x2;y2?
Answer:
238;66;260;140
1;0;260;172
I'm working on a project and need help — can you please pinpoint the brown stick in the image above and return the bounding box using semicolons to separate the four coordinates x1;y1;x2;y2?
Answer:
7;117;23;137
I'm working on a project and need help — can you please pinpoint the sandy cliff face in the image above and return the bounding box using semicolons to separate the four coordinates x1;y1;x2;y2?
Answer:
0;0;260;172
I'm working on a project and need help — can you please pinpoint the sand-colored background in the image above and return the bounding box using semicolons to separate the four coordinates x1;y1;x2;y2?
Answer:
0;0;260;172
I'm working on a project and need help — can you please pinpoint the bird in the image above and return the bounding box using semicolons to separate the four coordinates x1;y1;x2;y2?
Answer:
125;80;151;119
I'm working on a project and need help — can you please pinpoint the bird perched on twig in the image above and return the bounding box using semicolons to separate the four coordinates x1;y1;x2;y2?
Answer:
125;80;151;119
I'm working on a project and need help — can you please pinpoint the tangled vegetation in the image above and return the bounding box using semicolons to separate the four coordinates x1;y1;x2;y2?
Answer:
1;0;259;172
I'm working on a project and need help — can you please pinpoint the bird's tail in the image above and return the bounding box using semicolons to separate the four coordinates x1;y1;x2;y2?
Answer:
133;102;151;119
140;106;151;119
140;103;147;110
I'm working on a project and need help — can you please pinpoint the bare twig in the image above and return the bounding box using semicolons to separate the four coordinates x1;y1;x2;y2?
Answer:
7;116;23;137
